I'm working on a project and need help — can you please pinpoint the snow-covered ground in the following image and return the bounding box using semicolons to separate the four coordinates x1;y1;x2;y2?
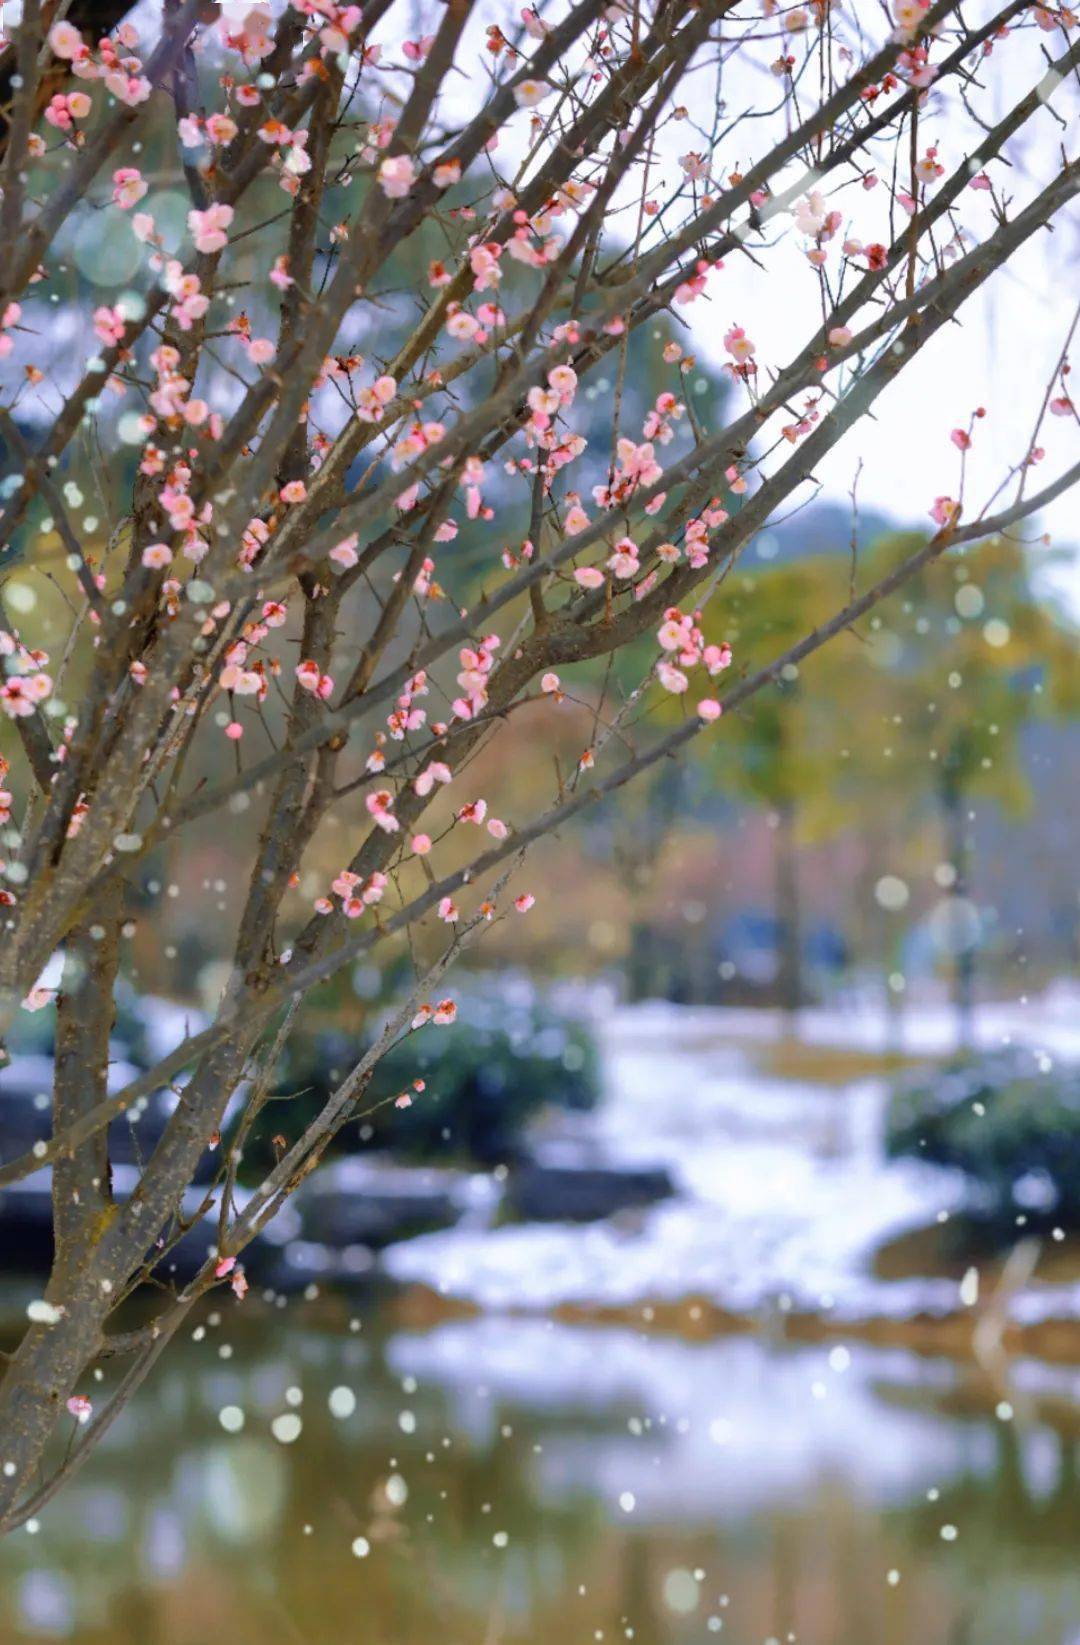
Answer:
613;983;1080;1062
383;994;1080;1327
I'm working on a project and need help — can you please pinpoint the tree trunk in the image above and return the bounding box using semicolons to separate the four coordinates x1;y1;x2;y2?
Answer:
940;769;976;1051
774;800;802;1021
625;917;656;1003
0;1280;108;1530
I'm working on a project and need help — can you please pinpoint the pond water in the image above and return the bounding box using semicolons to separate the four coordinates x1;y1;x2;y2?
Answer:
1;1300;1078;1645
3;994;1079;1641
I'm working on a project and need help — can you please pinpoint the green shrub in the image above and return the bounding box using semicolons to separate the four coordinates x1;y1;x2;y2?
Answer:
265;988;599;1167
886;1049;1080;1230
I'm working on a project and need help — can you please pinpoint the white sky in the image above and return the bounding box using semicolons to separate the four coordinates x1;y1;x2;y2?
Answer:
692;196;1080;612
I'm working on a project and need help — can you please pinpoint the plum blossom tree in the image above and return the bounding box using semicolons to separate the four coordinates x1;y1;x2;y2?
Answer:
0;0;1078;1531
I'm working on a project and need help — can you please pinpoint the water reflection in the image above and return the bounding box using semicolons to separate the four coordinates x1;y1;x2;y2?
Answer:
1;1299;1078;1645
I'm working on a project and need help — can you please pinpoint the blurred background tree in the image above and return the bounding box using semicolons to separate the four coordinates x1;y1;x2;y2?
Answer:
843;531;1079;1043
611;525;1079;1026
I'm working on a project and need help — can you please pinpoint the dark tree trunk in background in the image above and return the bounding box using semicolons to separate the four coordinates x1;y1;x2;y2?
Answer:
618;766;687;1003
940;765;976;1051
625;918;657;1003
774;800;802;1020
880;914;906;1057
855;829;905;1053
